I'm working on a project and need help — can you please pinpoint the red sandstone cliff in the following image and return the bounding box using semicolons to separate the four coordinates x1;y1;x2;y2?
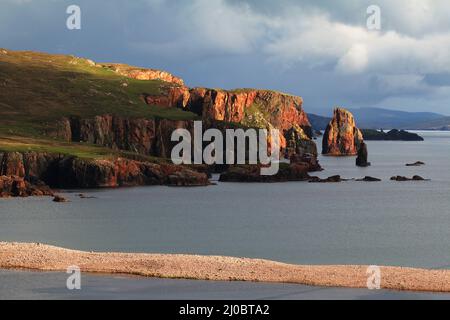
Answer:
144;87;317;159
145;87;312;134
322;108;364;156
101;64;184;86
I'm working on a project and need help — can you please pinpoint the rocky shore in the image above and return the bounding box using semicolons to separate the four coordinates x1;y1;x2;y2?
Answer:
1;243;450;293
0;176;53;198
0;151;210;198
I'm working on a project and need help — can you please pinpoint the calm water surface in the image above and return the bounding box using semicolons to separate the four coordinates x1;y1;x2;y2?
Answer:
1;131;450;269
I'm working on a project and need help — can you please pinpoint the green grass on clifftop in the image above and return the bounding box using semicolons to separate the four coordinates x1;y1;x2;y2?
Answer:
0;49;198;139
0;136;168;162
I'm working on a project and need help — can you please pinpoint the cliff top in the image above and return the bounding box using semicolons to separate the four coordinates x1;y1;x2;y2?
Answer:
193;87;301;99
333;107;352;115
0;135;169;161
0;48;198;139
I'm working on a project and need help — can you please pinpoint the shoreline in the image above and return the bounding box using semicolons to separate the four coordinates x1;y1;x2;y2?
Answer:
1;243;450;293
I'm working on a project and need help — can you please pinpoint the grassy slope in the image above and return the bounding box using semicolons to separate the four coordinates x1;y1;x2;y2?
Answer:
0;49;197;159
0;136;170;162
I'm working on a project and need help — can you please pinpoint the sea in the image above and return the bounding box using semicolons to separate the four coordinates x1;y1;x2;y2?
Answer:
1;131;450;299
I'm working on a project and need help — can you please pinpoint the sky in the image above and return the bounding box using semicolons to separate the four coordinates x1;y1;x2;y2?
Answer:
2;0;450;116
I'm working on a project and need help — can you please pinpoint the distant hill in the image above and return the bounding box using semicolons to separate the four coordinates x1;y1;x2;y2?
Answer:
348;108;444;129
307;114;331;131
308;108;446;130
402;117;450;130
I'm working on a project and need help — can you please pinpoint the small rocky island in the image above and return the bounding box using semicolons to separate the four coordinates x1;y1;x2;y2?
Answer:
322;108;364;156
361;129;424;141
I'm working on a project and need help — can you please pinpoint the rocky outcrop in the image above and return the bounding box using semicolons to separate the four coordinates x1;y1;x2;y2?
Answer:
0;152;210;189
219;163;311;183
53;195;68;202
322;108;364;156
55;157;209;188
308;175;343;183
0;176;53;198
101;64;184;86
290;153;322;172
284;125;317;158
362;129;424;141
0;152;26;176
181;88;312;136
144;85;191;109
390;175;428;181
356;142;370;167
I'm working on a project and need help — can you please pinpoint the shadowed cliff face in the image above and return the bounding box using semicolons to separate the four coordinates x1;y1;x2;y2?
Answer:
53;116;195;159
53;111;318;162
0;152;209;189
322;108;364;156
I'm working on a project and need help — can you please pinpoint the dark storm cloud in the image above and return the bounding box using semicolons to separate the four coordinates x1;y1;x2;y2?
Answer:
2;0;450;115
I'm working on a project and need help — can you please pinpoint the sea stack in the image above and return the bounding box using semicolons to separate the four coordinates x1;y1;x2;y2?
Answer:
322;108;364;156
356;142;371;167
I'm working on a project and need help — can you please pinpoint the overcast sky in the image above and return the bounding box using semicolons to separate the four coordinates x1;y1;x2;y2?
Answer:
2;0;450;115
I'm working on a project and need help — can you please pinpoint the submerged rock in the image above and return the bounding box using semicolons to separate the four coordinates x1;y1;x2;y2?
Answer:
406;161;425;167
390;175;428;181
309;175;342;183
219;163;311;183
322;108;364;156
356;176;381;182
53;195;68;203
78;194;97;199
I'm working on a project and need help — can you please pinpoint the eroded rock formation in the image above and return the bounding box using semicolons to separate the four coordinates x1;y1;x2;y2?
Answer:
322;108;364;156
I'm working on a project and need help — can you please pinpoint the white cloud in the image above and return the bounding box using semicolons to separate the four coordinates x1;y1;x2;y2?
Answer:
262;9;450;76
3;0;450;113
138;1;450;78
